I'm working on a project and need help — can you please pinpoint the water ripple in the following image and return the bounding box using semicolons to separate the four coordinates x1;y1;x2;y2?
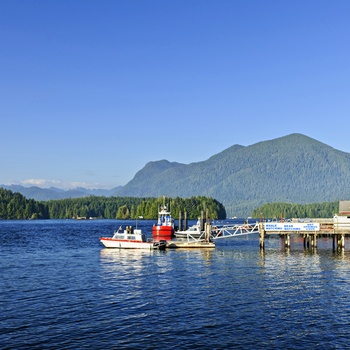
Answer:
2;221;350;349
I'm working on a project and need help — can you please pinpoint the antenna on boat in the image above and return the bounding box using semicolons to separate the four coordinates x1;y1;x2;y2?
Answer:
136;216;141;229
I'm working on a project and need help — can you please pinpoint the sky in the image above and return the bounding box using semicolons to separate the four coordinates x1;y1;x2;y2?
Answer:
1;0;350;190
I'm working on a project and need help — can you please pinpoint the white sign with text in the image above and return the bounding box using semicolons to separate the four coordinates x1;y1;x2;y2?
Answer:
264;223;320;231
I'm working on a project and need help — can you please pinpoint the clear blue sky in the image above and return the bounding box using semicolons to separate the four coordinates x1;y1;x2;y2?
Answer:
1;0;350;189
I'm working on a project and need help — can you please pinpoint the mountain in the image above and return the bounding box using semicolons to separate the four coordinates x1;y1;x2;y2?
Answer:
0;185;123;201
3;134;350;216
114;134;350;216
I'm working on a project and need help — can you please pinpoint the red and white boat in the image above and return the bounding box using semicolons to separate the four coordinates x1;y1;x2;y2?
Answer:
152;204;175;241
100;226;166;250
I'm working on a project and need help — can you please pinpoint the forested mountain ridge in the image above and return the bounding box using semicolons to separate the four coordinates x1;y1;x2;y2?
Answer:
0;188;49;219
45;196;226;220
115;134;350;216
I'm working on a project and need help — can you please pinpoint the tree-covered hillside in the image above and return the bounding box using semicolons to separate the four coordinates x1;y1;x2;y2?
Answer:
115;134;350;216
0;188;226;220
252;201;339;219
0;188;49;219
45;196;226;220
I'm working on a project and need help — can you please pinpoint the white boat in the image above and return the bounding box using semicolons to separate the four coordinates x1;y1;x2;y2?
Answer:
175;222;203;239
175;221;220;239
100;226;166;250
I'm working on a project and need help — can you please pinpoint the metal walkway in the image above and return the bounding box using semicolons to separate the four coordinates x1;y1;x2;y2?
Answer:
211;222;259;240
173;222;260;243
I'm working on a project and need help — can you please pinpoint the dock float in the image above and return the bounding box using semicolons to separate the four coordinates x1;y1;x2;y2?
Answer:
166;241;215;249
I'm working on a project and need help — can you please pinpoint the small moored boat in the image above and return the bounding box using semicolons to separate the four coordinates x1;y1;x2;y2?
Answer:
100;226;166;250
175;221;221;239
175;221;203;239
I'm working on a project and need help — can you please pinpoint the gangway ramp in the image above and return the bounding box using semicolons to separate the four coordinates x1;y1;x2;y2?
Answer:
211;222;259;240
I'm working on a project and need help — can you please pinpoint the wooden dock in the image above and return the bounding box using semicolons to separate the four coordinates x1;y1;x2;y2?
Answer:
258;217;350;250
166;241;215;249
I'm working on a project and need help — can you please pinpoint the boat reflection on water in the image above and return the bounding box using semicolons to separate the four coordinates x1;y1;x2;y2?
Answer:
99;248;158;276
100;247;155;259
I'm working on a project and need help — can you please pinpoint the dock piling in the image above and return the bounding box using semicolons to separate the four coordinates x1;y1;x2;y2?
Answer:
259;223;265;250
178;211;182;231
284;234;290;248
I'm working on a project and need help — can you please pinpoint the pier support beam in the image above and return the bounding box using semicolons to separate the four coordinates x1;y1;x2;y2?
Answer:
259;224;265;250
333;234;345;250
337;234;345;249
284;234;290;248
304;234;311;249
303;233;317;249
200;211;205;231
311;233;317;248
204;222;212;242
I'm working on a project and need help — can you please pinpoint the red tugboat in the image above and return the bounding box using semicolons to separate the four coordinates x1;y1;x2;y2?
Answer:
152;202;175;241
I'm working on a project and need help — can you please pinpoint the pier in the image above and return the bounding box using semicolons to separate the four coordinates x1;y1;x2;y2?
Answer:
258;217;350;250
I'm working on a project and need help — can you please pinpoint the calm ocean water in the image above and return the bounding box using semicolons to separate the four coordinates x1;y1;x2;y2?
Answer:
1;219;350;349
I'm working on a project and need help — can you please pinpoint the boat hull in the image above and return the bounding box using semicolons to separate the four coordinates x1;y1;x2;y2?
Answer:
152;225;174;241
100;238;165;249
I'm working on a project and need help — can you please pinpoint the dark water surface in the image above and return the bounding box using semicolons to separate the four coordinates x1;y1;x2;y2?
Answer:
1;220;350;349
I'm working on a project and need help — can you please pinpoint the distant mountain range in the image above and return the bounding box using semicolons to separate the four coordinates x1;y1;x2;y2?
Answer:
2;134;350;216
0;185;122;201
